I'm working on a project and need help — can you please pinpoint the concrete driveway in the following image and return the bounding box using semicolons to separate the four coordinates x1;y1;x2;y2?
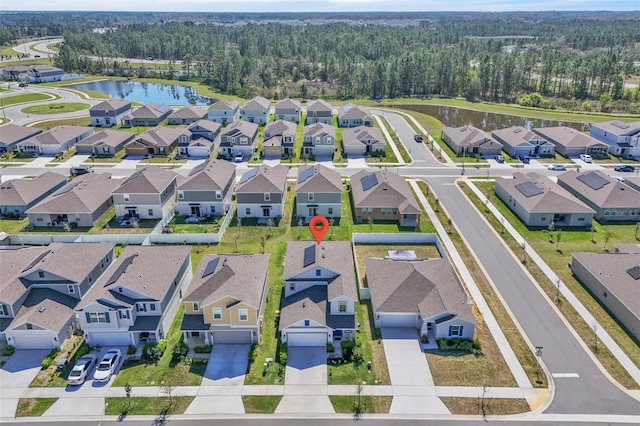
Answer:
0;350;48;419
346;155;367;169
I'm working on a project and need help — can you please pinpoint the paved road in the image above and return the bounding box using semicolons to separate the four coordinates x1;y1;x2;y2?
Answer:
425;175;640;415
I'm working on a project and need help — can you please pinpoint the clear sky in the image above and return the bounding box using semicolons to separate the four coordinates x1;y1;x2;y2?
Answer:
2;0;638;12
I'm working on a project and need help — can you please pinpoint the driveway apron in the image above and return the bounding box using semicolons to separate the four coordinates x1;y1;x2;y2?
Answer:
0;350;49;418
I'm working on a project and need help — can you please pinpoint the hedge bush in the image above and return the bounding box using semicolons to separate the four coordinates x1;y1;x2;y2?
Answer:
437;338;483;355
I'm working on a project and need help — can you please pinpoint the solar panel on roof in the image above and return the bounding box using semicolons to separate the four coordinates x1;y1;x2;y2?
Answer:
611;121;630;130
361;173;378;191
298;166;315;184
104;254;136;287
240;167;258;184
514;181;544;198
303;245;316;268
513;128;522;133
627;266;640;280
202;257;220;279
577;173;610;190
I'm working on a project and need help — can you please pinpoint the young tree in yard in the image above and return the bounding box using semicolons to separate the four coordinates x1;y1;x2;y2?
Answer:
603;231;611;251
266;217;275;237
329;217;335;239
297;218;304;239
234;217;242;252
125;384;133;410
555;229;562;251
160;381;176;408
367;215;373;231
636;221;640;240
260;235;266;254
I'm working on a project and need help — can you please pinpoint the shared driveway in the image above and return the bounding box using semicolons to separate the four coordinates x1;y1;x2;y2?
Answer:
381;328;450;415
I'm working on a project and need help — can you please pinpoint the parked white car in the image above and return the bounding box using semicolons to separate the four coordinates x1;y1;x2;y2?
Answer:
548;164;567;171
67;354;97;385
93;349;121;383
579;154;593;163
234;152;244;163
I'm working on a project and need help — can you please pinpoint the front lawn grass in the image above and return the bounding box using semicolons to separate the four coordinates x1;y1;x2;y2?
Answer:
242;395;283;414
329;395;392;414
20;102;90;115
1;93;52;107
15;398;58;417
31;117;91;130
440;397;531;415
170;215;224;234
0;218;29;234
461;180;640;388
105;396;194;416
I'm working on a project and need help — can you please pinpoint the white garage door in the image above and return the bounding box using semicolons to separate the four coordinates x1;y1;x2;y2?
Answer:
10;334;56;350
188;147;211;157
212;330;252;344
89;332;130;346
378;313;418;328
287;332;327;347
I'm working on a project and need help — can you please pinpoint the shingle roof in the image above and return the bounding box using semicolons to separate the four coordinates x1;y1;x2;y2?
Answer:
0;172;66;207
126;103;173;119
338;104;372;120
133;127;185;147
365;258;475;324
342;126;385;146
533;126;609;149
236;164;288;193
26;173;120;214
112;166;176;194
8;288;78;332
183;254;269;308
304;122;335;139
590;121;640;137
275;98;301;110
558;170;640;209
491;126;550;149
75;130;135;149
28;126;92;145
296;164;341;193
220;121;258;139
265;120;296;136
90;99;131;112
442;125;500;149
0;124;42;146
351;170;421;214
306;99;332;112
243;96;270;111
168;106;208;120
177;159;235;191
208;100;240;112
188;119;221;134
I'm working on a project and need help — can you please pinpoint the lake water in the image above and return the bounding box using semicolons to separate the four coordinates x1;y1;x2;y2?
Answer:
68;80;215;106
393;104;589;132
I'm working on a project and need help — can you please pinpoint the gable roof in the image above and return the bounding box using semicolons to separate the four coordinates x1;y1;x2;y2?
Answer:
133;126;185;147
365;257;475;324
590;121;640;137
8;288;78;332
90;99;131;112
26;173;120;214
188;119;221;134
220;120;258;139
491;126;550;148
338;104;372;120
243;96;270;111
306;99;332;112
236;164;288;193
265;120;297;136
208;100;240;112
351;170;421;214
112;166;176;194
75;129;135;149
296;164;341;193
532;126;608;149
183;254;269;309
0;124;42;146
126;103;173;120
26;126;92;145
275;98;301;110
342;126;385;146
0;172;67;207
177;159;236;191
304;122;335;139
168;106;208;120
557;170;640;208
442;125;499;148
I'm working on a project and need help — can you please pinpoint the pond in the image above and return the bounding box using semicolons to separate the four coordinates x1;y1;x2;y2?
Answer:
68;80;216;106
393;104;590;132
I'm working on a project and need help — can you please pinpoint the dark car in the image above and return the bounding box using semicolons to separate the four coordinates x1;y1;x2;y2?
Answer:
18;82;28;88
518;155;531;164
614;165;635;172
70;167;93;176
414;134;424;143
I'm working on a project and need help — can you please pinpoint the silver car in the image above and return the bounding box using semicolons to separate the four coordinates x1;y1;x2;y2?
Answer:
68;354;97;385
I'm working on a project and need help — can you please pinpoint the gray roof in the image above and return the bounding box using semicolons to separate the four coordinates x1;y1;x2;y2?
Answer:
26;173;120;214
178;159;236;191
243;96;270;111
304;122;335;139
75;129;135;149
220;121;258;139
0;172;66;207
351;170;421;214
77;245;191;310
532;127;609;149
306;99;332;113
615;243;640;254
0;124;42;146
590;121;640;137
491;126;550;148
557;170;640;209
623;177;640;192
296;164;341;193
208;100;240;112
112;166;176;194
26;126;93;145
168;106;208;120
180;314;210;331
183;254;270;309
496;172;595;214
365;258;475;324
126;103;173;120
442;125;501;149
236;164;288;194
129;315;161;332
90;99;131;112
9;288;78;332
133;126;185;147
188;119;221;134
265;120;296;136
275;98;301;110
338;104;372;121
342;126;385;146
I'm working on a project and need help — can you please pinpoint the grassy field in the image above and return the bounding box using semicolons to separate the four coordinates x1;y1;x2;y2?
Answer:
462;180;640;388
105;396;194;416
1;92;52;107
329;395;393;414
20;102;90;115
15;398;58;417
31;117;91;130
241;396;282;414
0;218;29;234
441;397;531;415
170;215;224;234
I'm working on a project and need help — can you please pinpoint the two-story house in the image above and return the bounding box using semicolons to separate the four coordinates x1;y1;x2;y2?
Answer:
89;100;132;128
167;106;208;125
305;99;333;125
295;164;342;222
236;164;288;219
0;172;67;217
342;126;386;156
208;100;240;125
337;104;373;127
181;254;270;346
1;242;115;349
122;104;173;128
303;122;336;157
589;120;640;158
240;96;270;124
17;126;94;156
112;166;177;220
275;98;302;123
177;120;222;158
219;121;259;158
0;124;42;153
75;245;192;347
176;159;236;218
280;241;357;347
262;119;297;158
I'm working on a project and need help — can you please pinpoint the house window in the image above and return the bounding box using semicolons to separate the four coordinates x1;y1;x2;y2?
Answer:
124;194;130;202
264;193;270;201
578;217;585;222
448;325;463;337
215;191;222;200
316;269;321;276
245;208;251;215
67;285;75;294
148;209;153;216
239;309;248;321
27;323;33;330
308;193;314;201
289;283;295;291
239;137;248;145
136;303;147;312
150;304;156;311
193;303;199;311
362;207;373;215
88;275;92;284
338;301;347;312
36;217;43;222
118;310;130;319
0;305;9;316
88;312;108;323
327;137;332;144
304;320;310;327
328;208;333;215
213;307;222;319
178;191;184;199
38;271;45;278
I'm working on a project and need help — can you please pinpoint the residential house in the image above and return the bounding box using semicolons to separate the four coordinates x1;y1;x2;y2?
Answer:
26;173;120;228
624;177;640;192
208;100;240;125
240;96;270;124
495;172;595;227
557;170;640;222
75;129;135;157
121;103;173;127
0;242;115;349
112;166;177;220
262;119;297;158
365;256;476;341
305;99;333;125
0;172;67;217
89;100;132;127
280;241;357;346
76;245;192;346
124;126;182;157
167;106;208;125
295;164;342;222
350;170;421;227
17;125;93;156
342;126;387;156
275;98;302;123
236;164;288;219
25;65;64;83
177;120;222;157
1;65;30;81
181;254;270;346
303;122;336;157
337;104;373;127
176;159;236;217
589;121;640;158
491;126;555;158
532;126;610;158
0;124;42;153
441;125;502;157
219;121;259;158
570;247;640;341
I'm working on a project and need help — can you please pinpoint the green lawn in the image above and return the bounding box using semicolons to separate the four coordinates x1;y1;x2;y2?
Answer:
0;93;52;107
170;215;224;234
31;117;91;130
15;398;58;417
105;396;194;416
20;102;90;115
329;395;392;414
242;396;283;414
0;218;29;234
